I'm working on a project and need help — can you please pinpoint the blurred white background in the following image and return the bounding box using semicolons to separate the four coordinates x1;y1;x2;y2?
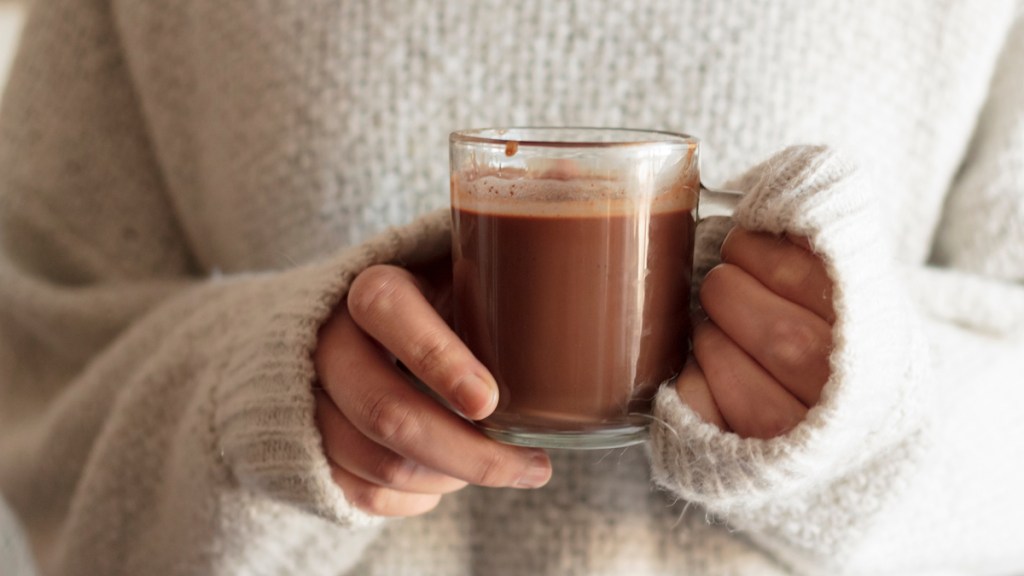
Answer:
0;0;26;100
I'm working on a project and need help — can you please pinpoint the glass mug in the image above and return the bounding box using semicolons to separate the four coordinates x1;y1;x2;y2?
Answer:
450;128;739;449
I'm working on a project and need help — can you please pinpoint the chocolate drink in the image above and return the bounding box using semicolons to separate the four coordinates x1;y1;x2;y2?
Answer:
452;176;696;431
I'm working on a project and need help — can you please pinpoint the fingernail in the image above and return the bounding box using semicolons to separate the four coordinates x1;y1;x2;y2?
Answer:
453;374;497;419
514;453;551;489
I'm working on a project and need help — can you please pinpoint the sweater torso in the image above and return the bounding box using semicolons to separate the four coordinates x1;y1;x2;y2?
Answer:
121;0;1014;273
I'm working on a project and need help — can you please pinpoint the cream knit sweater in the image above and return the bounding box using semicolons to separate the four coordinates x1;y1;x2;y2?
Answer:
2;1;1024;575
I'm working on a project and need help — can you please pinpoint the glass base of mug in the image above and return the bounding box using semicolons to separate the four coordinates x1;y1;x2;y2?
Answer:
477;422;649;450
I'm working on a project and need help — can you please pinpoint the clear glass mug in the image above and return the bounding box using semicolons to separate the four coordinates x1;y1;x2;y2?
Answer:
450;128;738;449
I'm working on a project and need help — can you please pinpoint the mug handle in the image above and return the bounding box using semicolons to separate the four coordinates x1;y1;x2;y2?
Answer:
698;183;743;220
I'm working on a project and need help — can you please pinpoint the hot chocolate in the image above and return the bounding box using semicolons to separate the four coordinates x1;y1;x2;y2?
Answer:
452;175;696;431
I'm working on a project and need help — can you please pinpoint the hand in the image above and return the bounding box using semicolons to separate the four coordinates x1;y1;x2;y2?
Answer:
676;228;835;439
313;261;552;518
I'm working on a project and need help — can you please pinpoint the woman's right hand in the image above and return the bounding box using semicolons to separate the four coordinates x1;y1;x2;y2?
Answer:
313;263;552;518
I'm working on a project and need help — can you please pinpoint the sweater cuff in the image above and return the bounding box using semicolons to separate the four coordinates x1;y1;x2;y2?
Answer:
212;209;451;525
649;146;927;513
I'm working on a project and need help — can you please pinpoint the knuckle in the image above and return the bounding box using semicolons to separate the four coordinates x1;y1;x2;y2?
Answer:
411;330;456;379
769;253;815;295
766;318;820;370
348;265;405;322
471;450;513;486
371;454;416;487
363;394;419;445
348;483;392;515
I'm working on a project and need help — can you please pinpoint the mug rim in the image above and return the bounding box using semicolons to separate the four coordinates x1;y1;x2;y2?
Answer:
450;127;700;149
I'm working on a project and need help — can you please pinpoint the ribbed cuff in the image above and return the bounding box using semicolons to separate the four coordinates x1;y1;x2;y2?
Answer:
649;146;927;513
213;209;451;525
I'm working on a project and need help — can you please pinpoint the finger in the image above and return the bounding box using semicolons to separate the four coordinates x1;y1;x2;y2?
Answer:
673;357;729;431
721;228;835;324
700;263;831;406
315;390;468;495
328;463;442;517
693;320;807;439
348;264;497;420
318;308;552;489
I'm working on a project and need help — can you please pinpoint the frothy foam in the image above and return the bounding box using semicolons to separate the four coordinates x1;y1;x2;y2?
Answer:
453;175;698;216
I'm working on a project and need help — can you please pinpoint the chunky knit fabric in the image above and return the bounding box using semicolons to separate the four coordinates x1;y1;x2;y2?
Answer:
1;1;1024;575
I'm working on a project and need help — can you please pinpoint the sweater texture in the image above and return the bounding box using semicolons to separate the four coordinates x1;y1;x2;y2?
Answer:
2;1;1024;574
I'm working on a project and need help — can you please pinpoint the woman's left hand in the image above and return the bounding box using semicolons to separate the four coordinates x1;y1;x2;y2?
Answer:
675;227;835;439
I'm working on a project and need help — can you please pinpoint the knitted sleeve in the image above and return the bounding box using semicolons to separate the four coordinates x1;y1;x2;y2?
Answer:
0;212;451;576
647;14;1024;572
0;1;450;574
